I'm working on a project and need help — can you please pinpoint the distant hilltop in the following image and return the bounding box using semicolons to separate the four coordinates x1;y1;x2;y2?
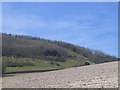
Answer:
2;33;116;64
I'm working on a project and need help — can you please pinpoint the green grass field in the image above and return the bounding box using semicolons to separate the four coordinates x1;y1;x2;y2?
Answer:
3;57;94;73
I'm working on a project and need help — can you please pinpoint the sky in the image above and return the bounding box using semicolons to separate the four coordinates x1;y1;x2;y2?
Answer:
2;2;118;57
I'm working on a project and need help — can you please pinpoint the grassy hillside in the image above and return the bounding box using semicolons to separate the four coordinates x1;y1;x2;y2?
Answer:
4;57;93;73
2;33;116;74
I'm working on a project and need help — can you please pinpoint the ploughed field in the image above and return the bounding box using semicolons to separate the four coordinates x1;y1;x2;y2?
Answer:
2;61;118;88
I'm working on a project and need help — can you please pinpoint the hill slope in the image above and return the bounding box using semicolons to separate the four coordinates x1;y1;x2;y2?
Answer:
2;33;116;73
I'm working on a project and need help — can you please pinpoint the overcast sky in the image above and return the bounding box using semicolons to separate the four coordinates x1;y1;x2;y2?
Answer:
2;2;118;57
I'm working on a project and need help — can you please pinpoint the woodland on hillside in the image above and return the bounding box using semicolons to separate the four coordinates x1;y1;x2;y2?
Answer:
1;33;117;74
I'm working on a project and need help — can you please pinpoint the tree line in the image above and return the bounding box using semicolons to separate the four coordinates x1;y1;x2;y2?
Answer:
2;33;117;64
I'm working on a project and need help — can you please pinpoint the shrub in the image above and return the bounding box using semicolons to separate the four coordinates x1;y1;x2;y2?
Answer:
56;63;60;66
50;62;54;65
85;61;90;65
